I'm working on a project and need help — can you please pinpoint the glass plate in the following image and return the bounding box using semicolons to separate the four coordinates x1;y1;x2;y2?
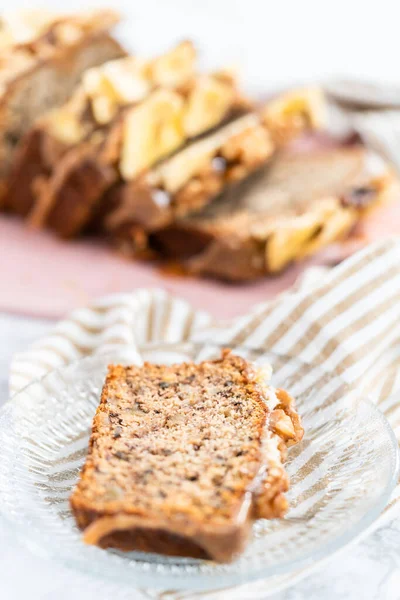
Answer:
0;342;398;591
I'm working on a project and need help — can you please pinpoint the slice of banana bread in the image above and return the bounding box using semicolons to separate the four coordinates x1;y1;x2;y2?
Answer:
70;350;303;562
0;9;124;205
149;147;397;280
106;88;326;240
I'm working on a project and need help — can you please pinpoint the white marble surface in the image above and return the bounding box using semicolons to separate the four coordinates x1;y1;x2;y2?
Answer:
1;311;400;600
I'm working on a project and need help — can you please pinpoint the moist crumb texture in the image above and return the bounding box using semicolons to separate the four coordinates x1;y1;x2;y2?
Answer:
70;350;303;562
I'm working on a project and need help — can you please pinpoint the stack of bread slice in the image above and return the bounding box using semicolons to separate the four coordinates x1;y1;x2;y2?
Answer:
2;11;397;280
8;40;251;234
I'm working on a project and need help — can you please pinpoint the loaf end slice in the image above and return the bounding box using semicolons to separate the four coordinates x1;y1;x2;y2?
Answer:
70;350;303;562
0;11;125;207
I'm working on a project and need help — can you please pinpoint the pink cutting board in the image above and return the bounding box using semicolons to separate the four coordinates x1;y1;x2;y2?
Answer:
2;194;400;321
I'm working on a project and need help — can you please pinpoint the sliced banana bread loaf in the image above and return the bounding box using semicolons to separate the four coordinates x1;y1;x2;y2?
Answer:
70;350;303;562
23;84;323;240
15;45;249;235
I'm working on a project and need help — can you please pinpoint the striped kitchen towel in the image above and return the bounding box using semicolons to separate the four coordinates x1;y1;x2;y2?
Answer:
9;237;400;599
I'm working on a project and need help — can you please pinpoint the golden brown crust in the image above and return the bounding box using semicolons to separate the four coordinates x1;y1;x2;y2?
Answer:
26;116;124;233
6;126;70;215
70;350;302;562
32;143;117;236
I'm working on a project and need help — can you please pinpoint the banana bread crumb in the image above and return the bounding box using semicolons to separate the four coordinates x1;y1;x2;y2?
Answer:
70;350;303;562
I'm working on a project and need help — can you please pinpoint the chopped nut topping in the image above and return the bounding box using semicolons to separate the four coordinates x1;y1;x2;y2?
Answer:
120;88;185;180
45;87;92;144
0;10;61;47
82;58;149;124
36;42;198;149
183;75;236;137
148;40;196;87
221;125;273;164
82;42;197;127
262;87;326;144
102;57;151;102
53;22;82;46
270;409;296;441
149;113;261;193
119;71;244;180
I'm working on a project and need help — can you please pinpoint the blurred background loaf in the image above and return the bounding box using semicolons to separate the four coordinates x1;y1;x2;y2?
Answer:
1;0;399;318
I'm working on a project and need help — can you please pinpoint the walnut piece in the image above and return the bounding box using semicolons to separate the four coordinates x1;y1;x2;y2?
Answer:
183;75;236;137
82;42;197;127
120;89;185;180
262;87;326;144
120;72;243;180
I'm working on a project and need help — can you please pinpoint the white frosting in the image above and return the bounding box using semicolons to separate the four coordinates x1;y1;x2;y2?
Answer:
255;364;279;411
